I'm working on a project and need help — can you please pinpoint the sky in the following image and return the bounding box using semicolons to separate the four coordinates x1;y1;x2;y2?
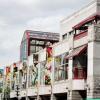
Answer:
0;0;92;66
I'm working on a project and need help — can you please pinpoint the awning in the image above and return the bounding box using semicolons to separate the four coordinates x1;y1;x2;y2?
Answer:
73;14;100;30
65;45;87;59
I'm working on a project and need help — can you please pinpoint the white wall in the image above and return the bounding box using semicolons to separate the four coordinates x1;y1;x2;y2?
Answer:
88;42;94;76
87;41;100;98
27;88;37;96
39;49;46;62
38;85;51;95
72;80;85;90
53;39;69;56
10;91;17;98
19;90;26;97
74;36;88;48
53;81;68;94
28;54;33;66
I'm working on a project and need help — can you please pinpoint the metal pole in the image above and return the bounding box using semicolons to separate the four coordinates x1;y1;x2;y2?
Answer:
50;57;55;100
26;61;29;100
17;69;20;100
37;63;41;100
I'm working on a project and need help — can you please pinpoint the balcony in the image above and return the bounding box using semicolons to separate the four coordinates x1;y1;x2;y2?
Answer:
72;66;87;90
74;30;88;40
53;80;68;94
27;87;38;97
38;85;51;95
73;67;87;79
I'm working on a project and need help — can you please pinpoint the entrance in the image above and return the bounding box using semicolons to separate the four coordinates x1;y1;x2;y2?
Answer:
40;95;50;100
55;93;67;100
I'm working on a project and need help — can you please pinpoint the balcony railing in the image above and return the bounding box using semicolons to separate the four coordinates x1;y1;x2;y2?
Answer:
74;30;88;40
73;67;87;79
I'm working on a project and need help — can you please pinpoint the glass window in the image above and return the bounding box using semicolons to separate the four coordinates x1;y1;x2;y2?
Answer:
69;30;74;35
36;46;39;52
21;40;27;61
28;65;38;87
30;46;36;54
54;53;68;81
63;34;67;39
33;54;38;62
30;40;36;45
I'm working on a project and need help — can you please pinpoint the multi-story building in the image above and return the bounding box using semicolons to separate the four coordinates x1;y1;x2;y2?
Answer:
20;30;59;61
10;31;59;100
3;0;100;100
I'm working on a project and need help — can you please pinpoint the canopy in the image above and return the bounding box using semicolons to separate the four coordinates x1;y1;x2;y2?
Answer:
65;45;87;59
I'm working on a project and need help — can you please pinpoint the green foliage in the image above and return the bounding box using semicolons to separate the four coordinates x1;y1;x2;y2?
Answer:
45;75;51;85
0;88;2;93
4;87;10;94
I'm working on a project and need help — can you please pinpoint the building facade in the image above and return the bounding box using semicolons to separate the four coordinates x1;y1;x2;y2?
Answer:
20;30;59;61
2;0;100;100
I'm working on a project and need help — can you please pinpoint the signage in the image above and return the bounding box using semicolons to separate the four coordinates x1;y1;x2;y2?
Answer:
29;31;59;41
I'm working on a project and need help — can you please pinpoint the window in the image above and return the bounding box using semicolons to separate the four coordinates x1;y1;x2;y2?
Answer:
63;33;67;39
73;50;87;79
30;40;45;54
40;61;51;85
69;30;74;35
30;40;35;45
28;64;38;87
36;40;44;45
30;46;36;54
33;54;38;62
54;53;68;81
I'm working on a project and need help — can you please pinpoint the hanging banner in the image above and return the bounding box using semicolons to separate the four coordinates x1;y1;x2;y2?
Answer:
44;45;53;85
6;67;10;75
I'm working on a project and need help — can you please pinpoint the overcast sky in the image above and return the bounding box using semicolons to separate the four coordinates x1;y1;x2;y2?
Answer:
0;0;92;66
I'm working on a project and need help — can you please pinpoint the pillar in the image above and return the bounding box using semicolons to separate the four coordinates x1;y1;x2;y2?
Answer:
51;94;56;100
87;41;100;99
67;56;73;100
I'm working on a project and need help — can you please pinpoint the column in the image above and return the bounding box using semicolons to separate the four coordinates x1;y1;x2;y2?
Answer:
67;57;73;100
51;95;56;100
50;57;56;100
87;41;100;99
